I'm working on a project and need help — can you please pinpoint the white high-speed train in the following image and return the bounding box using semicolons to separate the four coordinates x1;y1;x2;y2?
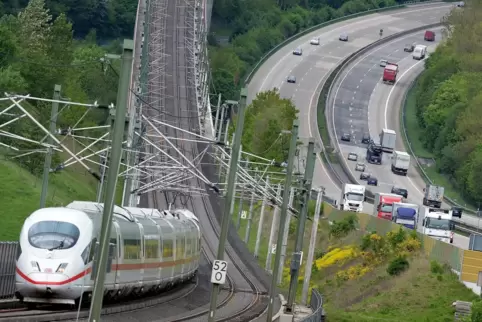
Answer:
15;201;201;306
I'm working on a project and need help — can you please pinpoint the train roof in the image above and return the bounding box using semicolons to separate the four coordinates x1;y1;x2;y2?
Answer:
66;201;198;224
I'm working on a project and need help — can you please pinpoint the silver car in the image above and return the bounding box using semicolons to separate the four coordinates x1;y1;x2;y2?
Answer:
380;59;388;67
347;152;358;161
339;33;348;41
355;162;365;171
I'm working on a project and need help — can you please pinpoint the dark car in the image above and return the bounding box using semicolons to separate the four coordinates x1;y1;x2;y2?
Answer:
404;43;415;52
341;133;351;142
391;186;408;198
287;75;296;83
359;172;370;180
366;141;382;164
367;177;378;186
361;133;371;144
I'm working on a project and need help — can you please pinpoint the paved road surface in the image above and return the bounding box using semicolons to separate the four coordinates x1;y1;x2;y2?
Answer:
329;27;469;249
247;2;453;210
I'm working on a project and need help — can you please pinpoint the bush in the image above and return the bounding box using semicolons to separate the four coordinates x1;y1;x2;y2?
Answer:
471;300;482;321
387;256;409;276
430;260;444;274
329;214;358;239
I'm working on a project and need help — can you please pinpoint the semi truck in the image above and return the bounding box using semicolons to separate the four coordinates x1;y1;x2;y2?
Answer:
380;129;396;153
391;151;410;175
340;183;366;212
383;63;399;84
413;45;427;60
422;207;454;244
373;193;403;220
391;202;419;230
422;184;444;208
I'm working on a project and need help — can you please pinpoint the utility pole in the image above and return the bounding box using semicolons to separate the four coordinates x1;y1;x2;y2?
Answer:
88;39;133;322
213;94;222;140
208;88;248;322
254;176;269;258
236;158;249;230
266;183;281;271
39;84;61;208
278;187;296;285
285;138;316;313
266;119;300;322
228;145;242;222
301;187;323;305
244;170;257;243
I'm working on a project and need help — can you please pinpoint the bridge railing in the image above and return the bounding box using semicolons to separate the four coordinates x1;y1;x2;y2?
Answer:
299;289;325;322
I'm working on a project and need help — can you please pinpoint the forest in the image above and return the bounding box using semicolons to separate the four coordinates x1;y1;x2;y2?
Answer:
414;0;482;203
0;0;118;175
210;0;401;159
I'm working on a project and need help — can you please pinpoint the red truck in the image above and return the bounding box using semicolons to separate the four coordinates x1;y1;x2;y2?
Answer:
424;30;435;41
383;63;399;84
373;193;403;220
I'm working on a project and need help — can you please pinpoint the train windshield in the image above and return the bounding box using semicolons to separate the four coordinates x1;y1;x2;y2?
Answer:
28;221;80;250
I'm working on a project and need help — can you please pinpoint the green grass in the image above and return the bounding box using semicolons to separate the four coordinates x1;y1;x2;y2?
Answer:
325;256;478;321
402;81;476;211
0;148;125;240
229;201;478;319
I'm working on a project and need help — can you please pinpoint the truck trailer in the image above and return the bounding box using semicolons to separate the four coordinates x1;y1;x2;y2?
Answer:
391;151;410;175
422;184;444;208
373;193;403;220
383;63;399;84
380;129;396;153
391;202;419;230
340;183;366;212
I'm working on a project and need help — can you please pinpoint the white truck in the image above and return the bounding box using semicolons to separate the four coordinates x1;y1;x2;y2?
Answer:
422;207;455;244
379;129;396;153
413;45;427;60
422;184;444;208
391;151;410;176
340;183;366;212
391;202;419;230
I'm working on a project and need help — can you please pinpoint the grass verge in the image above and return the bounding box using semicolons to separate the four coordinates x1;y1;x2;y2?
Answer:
402;79;475;210
230;201;477;319
0;145;125;240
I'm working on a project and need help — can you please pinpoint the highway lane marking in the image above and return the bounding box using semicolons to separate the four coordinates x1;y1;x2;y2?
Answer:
384;56;426;197
331;30;436;187
258;4;452;91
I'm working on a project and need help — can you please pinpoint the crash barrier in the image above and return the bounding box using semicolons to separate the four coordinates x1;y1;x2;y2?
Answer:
319;22;444;205
243;0;451;85
0;242;18;300
323;205;466;272
299;289;326;322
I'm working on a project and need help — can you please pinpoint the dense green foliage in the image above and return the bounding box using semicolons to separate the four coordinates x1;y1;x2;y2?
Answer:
0;0;118;175
1;0;136;39
209;0;398;101
414;0;482;203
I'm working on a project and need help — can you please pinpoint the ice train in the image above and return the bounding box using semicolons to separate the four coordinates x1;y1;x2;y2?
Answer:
15;201;201;306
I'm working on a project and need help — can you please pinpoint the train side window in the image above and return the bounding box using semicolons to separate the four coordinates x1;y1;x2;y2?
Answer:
145;239;159;259
124;239;141;260
162;239;173;258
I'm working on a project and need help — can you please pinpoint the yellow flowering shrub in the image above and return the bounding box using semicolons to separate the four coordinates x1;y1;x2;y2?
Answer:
335;264;372;282
315;246;358;269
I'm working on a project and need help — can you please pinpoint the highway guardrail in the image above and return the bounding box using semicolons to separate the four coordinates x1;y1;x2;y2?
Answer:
243;0;450;86
320;23;482;235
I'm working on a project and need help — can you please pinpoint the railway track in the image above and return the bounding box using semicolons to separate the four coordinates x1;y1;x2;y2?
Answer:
0;279;198;322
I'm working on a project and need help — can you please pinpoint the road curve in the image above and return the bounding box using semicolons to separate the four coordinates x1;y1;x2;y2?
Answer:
247;2;453;207
329;26;469;249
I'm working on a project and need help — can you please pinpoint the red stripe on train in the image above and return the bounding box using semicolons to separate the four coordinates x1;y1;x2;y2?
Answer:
16;256;199;285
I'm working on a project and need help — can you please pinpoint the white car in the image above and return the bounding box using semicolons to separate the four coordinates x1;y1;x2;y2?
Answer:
380;59;388;67
355;162;365;171
347;152;358;161
310;38;320;45
339;33;348;41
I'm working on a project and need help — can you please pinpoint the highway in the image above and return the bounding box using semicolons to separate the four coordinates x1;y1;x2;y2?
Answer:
329;27;469;249
247;2;453;211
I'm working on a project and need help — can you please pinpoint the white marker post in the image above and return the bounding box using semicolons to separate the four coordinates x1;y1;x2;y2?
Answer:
211;260;228;285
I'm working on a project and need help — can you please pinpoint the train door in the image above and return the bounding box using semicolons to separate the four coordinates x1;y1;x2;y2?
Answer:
111;222;121;285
